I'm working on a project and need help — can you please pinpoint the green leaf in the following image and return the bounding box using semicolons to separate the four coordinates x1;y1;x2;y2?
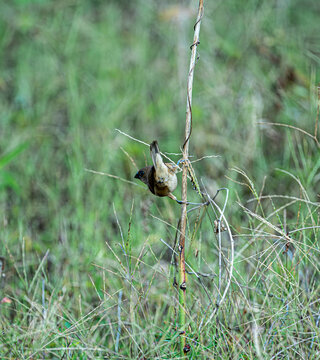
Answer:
0;171;21;194
0;142;29;170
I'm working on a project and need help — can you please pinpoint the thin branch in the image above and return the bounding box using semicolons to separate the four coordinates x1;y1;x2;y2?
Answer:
115;128;149;147
200;187;234;330
247;194;320;207
115;128;177;165
115;290;123;353
85;168;142;188
315;84;320;141
160;238;214;307
178;0;204;356
190;154;221;163
257;121;320;147
238;203;292;243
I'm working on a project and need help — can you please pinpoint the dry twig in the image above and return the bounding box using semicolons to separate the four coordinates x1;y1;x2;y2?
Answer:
178;0;204;356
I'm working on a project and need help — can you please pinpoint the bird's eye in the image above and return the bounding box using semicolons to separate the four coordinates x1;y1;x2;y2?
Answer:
139;170;144;176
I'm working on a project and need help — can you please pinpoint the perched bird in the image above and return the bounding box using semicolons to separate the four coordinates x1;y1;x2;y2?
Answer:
134;141;178;201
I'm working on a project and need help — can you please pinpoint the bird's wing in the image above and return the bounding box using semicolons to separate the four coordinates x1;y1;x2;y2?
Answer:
165;163;178;174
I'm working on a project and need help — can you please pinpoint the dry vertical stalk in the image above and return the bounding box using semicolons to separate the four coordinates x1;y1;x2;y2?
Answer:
315;84;320;142
178;0;204;356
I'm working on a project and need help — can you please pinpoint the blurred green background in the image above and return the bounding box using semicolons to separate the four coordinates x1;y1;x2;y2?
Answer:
0;0;319;358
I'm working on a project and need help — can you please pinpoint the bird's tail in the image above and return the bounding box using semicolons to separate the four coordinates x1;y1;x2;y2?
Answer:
150;140;162;169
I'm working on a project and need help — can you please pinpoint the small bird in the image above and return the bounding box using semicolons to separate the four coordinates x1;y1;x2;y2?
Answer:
134;141;178;201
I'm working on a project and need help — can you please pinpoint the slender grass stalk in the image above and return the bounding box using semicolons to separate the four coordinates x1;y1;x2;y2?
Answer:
178;0;204;356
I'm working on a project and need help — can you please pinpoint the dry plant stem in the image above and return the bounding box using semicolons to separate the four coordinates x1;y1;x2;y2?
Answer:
178;0;204;356
200;191;234;331
160;238;214;307
115;290;123;353
257;121;320;148
315;84;320;141
115;128;178;165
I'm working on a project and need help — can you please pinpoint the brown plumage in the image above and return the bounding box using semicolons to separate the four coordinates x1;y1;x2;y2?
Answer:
134;141;178;200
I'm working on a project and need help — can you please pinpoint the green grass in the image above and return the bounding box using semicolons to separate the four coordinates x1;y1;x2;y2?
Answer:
0;0;319;358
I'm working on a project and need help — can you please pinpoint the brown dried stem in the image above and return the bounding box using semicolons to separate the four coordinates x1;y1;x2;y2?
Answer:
178;0;204;356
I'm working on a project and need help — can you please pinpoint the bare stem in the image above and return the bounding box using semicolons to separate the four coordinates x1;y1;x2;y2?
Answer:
315;84;320;141
178;0;204;357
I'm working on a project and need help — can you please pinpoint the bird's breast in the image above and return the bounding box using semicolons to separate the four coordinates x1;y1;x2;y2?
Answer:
154;173;177;195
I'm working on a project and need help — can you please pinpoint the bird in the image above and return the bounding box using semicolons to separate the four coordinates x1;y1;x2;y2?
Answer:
134;140;178;201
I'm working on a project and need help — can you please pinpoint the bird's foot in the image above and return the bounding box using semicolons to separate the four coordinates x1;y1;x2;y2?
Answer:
177;158;190;167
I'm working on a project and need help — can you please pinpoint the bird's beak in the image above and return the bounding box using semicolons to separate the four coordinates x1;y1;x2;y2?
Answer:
134;172;139;179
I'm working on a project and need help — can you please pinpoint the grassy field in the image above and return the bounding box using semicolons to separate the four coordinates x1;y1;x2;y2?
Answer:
0;0;320;358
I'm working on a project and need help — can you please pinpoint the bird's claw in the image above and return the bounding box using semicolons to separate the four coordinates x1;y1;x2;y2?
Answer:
177;158;189;167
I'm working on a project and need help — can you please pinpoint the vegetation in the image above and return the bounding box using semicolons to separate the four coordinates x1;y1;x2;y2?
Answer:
0;0;319;358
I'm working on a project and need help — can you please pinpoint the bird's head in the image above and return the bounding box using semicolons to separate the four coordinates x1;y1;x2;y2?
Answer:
134;167;149;185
